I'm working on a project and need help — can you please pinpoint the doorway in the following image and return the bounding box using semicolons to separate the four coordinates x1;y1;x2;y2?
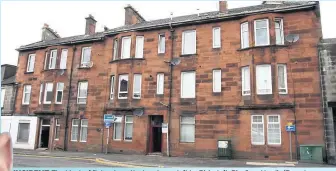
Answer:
39;119;50;149
149;115;163;153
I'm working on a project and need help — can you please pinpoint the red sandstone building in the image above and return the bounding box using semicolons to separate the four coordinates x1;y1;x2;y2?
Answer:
14;1;324;160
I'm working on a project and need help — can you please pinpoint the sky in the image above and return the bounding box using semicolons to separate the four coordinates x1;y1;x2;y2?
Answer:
1;1;336;66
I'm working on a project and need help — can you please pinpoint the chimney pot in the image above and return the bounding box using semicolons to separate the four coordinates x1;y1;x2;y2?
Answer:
219;1;228;13
43;23;49;28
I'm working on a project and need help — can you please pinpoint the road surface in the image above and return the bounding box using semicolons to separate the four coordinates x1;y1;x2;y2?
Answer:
14;154;112;167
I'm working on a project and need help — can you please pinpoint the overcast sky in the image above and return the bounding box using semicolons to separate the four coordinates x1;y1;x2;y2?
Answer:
1;1;335;66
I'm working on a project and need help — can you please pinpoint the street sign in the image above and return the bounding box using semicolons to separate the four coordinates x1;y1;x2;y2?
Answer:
104;122;111;128
162;123;168;133
104;114;115;122
286;125;296;132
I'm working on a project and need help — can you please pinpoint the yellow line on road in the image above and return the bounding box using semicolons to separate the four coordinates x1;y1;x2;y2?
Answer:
15;153;163;168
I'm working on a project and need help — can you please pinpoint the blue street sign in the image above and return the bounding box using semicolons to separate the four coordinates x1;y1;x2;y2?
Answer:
104;114;115;121
286;125;296;132
104;122;111;127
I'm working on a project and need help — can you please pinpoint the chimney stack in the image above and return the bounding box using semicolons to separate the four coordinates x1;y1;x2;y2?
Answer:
85;14;97;35
41;23;60;41
219;1;228;13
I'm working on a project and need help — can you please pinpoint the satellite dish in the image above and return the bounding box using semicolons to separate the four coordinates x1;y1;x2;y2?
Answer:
285;34;299;43
133;109;144;117
171;58;181;66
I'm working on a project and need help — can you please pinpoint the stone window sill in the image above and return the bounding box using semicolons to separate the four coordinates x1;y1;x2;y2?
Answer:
237;44;288;51
109;58;145;63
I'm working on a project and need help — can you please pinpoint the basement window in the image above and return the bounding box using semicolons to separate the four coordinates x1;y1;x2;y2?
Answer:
180;116;195;143
17;122;30;143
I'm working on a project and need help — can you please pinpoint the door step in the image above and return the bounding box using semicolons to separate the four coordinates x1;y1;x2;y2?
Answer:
147;152;163;156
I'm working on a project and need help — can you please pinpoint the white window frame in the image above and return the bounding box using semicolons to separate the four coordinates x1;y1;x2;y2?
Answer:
55;82;64;104
212;27;221;48
254;19;270;46
181;71;196;98
110;76;115;100
158;34;165;54
77;81;88;104
118;74;129;99
157;73;164;95
113;39;118;60
49;50;57;69
39;83;44;104
60;49;68;69
135;36;144;58
278;64;288;94
267;115;281;145
26;54;35;72
54;119;60;140
241;66;251;96
1;88;5;108
71;119;79;141
22;85;31;105
124;116;133;141
180;116;195;143
17;121;30;143
79;119;88;142
43;82;53;104
251;115;265;145
81;47;91;65
121;36;131;59
241;22;249;49
275;18;284;45
113;116;123;141
256;64;272;95
213;69;221;92
182;30;196;55
133;74;142;99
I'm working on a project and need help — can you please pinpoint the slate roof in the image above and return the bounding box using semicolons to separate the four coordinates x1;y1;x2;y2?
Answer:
321;38;336;44
17;1;317;51
2;75;16;85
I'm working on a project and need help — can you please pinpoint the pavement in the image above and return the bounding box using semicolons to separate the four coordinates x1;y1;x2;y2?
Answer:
13;149;335;168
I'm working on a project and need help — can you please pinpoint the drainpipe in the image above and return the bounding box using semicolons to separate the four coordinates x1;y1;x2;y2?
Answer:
64;45;76;151
167;23;175;157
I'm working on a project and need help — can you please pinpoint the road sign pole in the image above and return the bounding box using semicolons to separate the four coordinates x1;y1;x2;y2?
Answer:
105;127;109;154
289;131;292;161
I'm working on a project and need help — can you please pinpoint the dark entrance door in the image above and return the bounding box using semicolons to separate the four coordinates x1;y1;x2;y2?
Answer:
149;115;163;153
39;119;50;148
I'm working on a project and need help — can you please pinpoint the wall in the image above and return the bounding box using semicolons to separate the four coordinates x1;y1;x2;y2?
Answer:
1;84;17;115
1;116;38;149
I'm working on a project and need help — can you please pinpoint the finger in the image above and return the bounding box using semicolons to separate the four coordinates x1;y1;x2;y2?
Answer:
0;133;13;171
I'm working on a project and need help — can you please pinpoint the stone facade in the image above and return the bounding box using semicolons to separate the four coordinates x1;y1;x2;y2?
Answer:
318;38;336;164
1;64;17;116
15;2;325;161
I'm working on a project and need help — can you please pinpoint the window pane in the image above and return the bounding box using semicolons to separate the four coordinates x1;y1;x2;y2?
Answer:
158;35;165;53
82;47;91;64
78;82;88;98
73;119;80;126
275;19;284;45
125;123;133;140
113;39;118;60
241;23;249;48
55;125;60;139
44;83;53;103
17;123;30;142
182;30;196;54
256;20;267;28
180;116;195;143
119;75;129;99
242;66;250;95
110;76;115;99
121;37;131;59
113;123;122;140
133;74;141;98
256;29;268;45
256;65;272;94
60;49;68;69
181;72;195;98
213;70;221;92
213;27;221;48
135;36;144;58
157;73;164;94
49;50;57;69
71;119;79;141
27;54;35;72
268;116;281;144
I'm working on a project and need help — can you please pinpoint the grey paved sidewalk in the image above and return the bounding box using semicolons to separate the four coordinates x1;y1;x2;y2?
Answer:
13;149;334;168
